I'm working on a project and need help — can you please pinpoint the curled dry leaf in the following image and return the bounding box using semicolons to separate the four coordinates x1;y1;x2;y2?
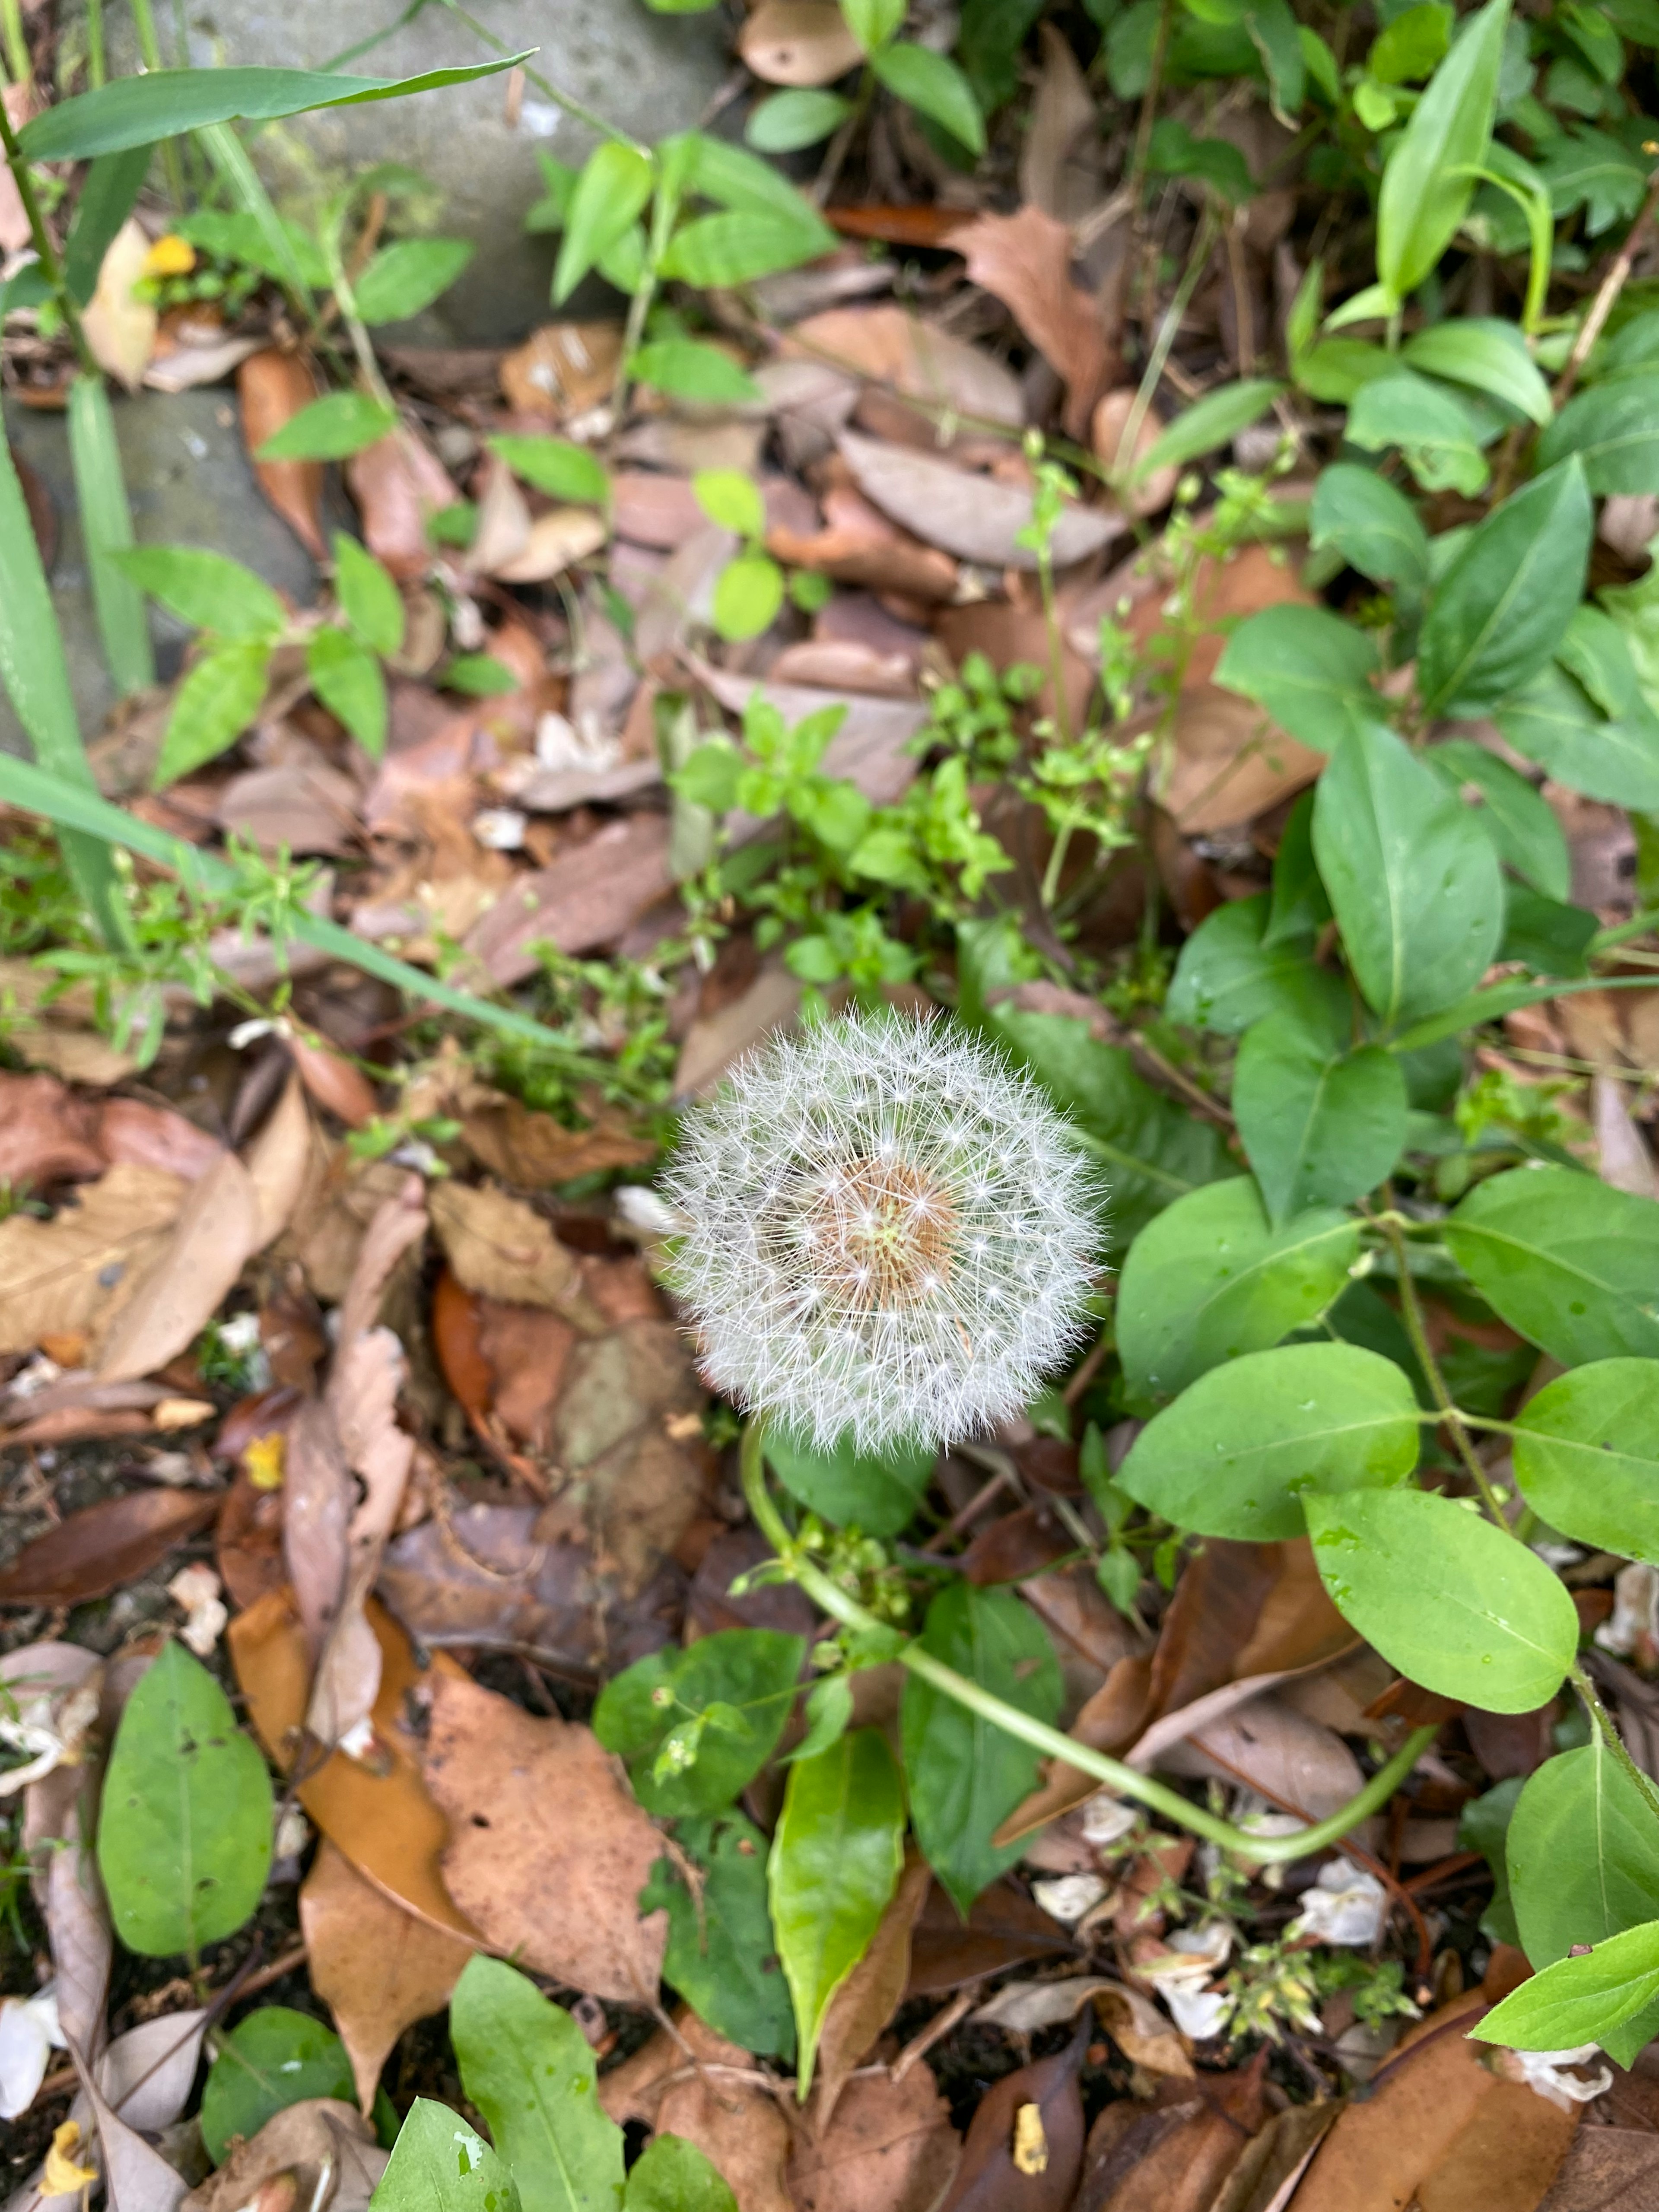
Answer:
243;1071;311;1252
938;2024;1089;2212
422;1669;668;2003
95;1151;261;1383
0;1489;219;1607
838;431;1118;571
738;0;862;86
1074;2063;1268;2212
346;429;459;579
812;1850;934;2133
238;350;325;558
601;2014;792;2212
788;2066;963;2212
786;305;1023;446
427;1180;595;1319
67;2040;187;2212
768;483;959;604
462;814;676;987
954;208;1117;440
906;1878;1075;1997
288;1036;379;1131
179;2100;387;2212
299;1840;472;2115
499;321;622;420
0;1070;106;1186
971;1975;1120;2038
82;219;158;392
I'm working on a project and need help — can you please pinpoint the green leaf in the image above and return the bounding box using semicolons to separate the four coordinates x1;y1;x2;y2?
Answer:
764;1428;934;1538
489;436;610;505
1116;1178;1359;1403
639;1815;795;2060
901;1583;1062;1916
154;639;275;786
442;654;518;696
114;545;286;639
694;470;766;538
1496;663;1659;810
372;2101;523;2212
1539;127;1650;235
1303;1487;1578;1713
624;2139;737;2212
746;90;852;152
1423;738;1571;898
1264;790;1332;947
1117;1342;1420;1541
1244;0;1305;118
1538;372;1659;494
19;55;535;162
255;392;398;464
786;1675;855;1767
1129;379;1285;484
713;554;785;641
308;627;388;756
1165;893;1346;1039
1295;338;1398;405
1370;2;1453;83
1146;119;1256;201
1402;318;1552;425
1214;604;1379;750
592;1628;804;1818
200;2008;353;2165
1473;1920;1659;2053
450;1956;624;2212
674;133;830;219
660;210;835;288
1442;1165;1659;1365
1459;1777;1522;1945
68;373;155;697
334;534;405;657
1375;0;1509;302
63;143;155;306
1346;372;1488;496
843;0;906;51
175;207;329;290
96;1641;273;1956
1511;1359;1659;1562
1500;884;1598;978
770;1729;905;2093
1506;1742;1659;2063
1309;462;1430;595
1233;1017;1409;1224
629;341;761;405
553;143;655;306
1311;720;1505;1030
354;237;475;325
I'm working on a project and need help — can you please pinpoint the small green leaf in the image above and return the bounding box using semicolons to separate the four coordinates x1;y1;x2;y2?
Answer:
660;210;835;289
1370;3;1452;83
554;143;655;305
713;553;785;641
442;653;519;696
201;2009;353;2165
115;545;286;638
624;2139;737;2212
333;534;404;657
1164;893;1346;1039
843;0;906;54
592;1629;804;1818
489;436;610;505
1402;319;1552;426
1511;1360;1659;1561
354;236;474;325
694;470;766;538
1214;603;1379;750
640;1816;796;2060
372;2100;523;2212
764;1428;934;1538
1303;1487;1578;1713
1375;0;1510;301
1233;1017;1409;1223
1443;1166;1659;1365
1129;379;1285;484
256;392;397;463
769;1729;905;2094
96;1641;274;1956
154;638;274;787
449;1956;624;2212
1346;372;1488;496
1496;662;1659;810
1472;1920;1659;2053
785;1676;855;1767
308;627;388;756
746;90;852;152
63;143;155;306
1538;370;1659;494
1117;1342;1420;1541
1309;462;1430;595
629;341;761;405
1423;738;1570;898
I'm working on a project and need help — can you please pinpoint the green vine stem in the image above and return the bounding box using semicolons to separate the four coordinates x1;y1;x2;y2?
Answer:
0;92;94;372
739;1421;1435;1865
1377;1211;1509;1526
1571;1662;1659;1825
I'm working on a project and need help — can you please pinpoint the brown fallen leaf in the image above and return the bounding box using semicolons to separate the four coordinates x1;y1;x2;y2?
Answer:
423;1669;668;2002
244;1071;311;1251
1091;390;1179;516
767;483;960;604
675;958;805;1100
1594;1071;1657;1198
299;1840;472;2114
179;2100;387;2212
938;2021;1090;2212
738;0;862;85
346;429;459;579
1075;2063;1268;2212
0;1070;106;1186
493;506;610;585
602;2014;792;2212
98;1099;224;1181
906;1877;1075;1996
552;1318;708;1591
499;322;623;420
1093;1983;1195;2079
1536;2128;1659;2212
1211;2101;1337;2212
813;1851;934;2132
786;305;1023;447
82;219;157;391
0;959;138;1085
1021;23;1105;223
95;1150;260;1382
216;757;362;857
462;814;676;987
454;1082;657;1187
66;2039;186;2212
839;431;1119;570
955;208;1117;440
790;2065;963;2212
1162;686;1326;834
428;1180;595;1318
289;1036;380;1130
238;350;325;557
0;1489;219;1607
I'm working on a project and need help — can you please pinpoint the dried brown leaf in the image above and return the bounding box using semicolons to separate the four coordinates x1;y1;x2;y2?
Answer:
98;1100;224;1182
1537;2129;1659;2212
1594;1072;1656;1198
346;430;458;579
766;483;959;604
839;431;1118;569
244;1071;311;1252
0;1070;105;1186
0;1489;219;1606
786;305;1023;442
428;1180;591;1316
238;350;325;557
82;219;157;392
499;323;622;420
1076;2065;1268;2212
96;1150;260;1382
814;1852;933;2132
906;1878;1074;1998
68;2040;186;2212
938;2024;1088;2212
179;2100;387;2212
289;1037;380;1130
603;2018;792;2212
955;208;1116;439
492;506;609;584
791;2065;962;2212
461;814;675;987
1020;25;1104;223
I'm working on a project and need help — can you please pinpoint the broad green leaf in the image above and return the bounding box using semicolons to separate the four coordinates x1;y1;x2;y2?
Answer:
770;1729;905;2093
334;534;405;657
1146;118;1258;203
1538;372;1659;494
1244;0;1305;117
175;206;330;290
1559;601;1659;723
1295;338;1398;405
553;143;655;305
442;653;515;694
592;1628;804;1817
1500;884;1598;978
1423;738;1570;898
673;133;830;219
1443;1165;1659;1365
1473;1920;1659;2053
1459;1776;1522;1945
764;1429;934;1538
1312;720;1505;1030
96;1641;273;1955
1418;461;1593;717
1346;372;1488;496
1512;1359;1659;1562
1214;604;1378;750
155;639;275;787
746;90;852;152
625;2139;737;2212
694;470;766;538
1304;1487;1577;1712
639;1815;795;2060
1308;462;1429;595
1264;790;1332;947
713;553;785;641
1402;318;1552;425
489;436;610;505
660;210;834;288
1116;1178;1358;1402
1375;0;1509;301
1117;1343;1420;1541
371;2101;522;2212
1129;379;1285;484
256;392;398;463
69;373;155;697
450;1956;624;2212
63;144;154;306
19;56;534;162
353;237;474;325
307;627;388;756
1496;662;1659;810
1165;894;1346;1039
1506;1741;1659;2063
114;545;286;639
901;1583;1062;1915
200;2008;353;2165
1233;1017;1409;1223
1370;2;1453;83
629;341;761;404
844;0;906;51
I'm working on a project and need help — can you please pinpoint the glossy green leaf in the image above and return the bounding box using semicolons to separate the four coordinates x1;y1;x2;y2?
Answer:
63;144;155;306
372;2100;523;2212
1129;379;1285;484
68;373;155;697
450;1955;624;2212
674;133;830;219
256;392;398;463
1423;738;1570;898
1264;790;1332;946
769;1729;905;2093
1443;1165;1659;1365
660;210;835;288
201;2008;353;2164
1214;604;1378;750
1417;461;1593;717
713;553;785;641
114;545;286;639
489;436;610;505
354;237;474;326
1117;1342;1420;1541
901;1583;1062;1916
629;341;760;405
334;534;405;658
1164;894;1346;1039
308;627;388;756
1305;1487;1577;1711
1375;0;1509;301
1500;884;1598;977
625;2139;737;2212
1116;1178;1358;1402
592;1628;804;1818
1473;1920;1659;2053
96;1641;273;1956
1459;1777;1522;1946
154;639;275;787
1496;663;1659;810
1312;720;1505;1029
1370;2;1453;83
1233;1017;1409;1223
1346;371;1487;496
1308;462;1429;594
1511;1360;1659;1563
19;55;534;161
764;1428;934;1538
1402;318;1552;425
843;0;906;51
1538;372;1659;494
871;43;986;151
553;143;655;305
746;90;853;152
639;1815;795;2060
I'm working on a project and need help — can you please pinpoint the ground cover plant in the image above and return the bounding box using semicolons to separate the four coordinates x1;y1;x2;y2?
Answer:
8;0;1659;2206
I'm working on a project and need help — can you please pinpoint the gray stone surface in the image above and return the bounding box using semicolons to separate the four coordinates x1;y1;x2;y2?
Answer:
99;2;731;342
2;388;320;758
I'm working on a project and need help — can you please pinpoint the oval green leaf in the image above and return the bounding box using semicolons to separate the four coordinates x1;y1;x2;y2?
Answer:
640;1815;795;2061
1443;1165;1659;1365
764;1428;934;1538
1472;1920;1659;2053
593;1627;804;1819
1512;1358;1659;1562
201;2007;354;2165
256;392;398;464
1233;1017;1409;1224
372;2099;524;2212
449;1955;624;2212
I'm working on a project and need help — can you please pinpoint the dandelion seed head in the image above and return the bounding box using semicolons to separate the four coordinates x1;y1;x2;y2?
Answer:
661;1011;1101;1453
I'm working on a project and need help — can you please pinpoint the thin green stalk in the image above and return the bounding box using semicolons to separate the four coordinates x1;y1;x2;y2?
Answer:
1379;1213;1509;1525
68;373;156;698
126;0;187;208
86;0;106;87
0;0;27;85
1126;0;1173;207
0;92;94;371
1112;206;1220;498
1571;1662;1659;1826
740;1424;1435;1865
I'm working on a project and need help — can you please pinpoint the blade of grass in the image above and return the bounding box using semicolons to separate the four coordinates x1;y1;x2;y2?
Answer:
197;121;317;320
125;0;188;207
68;373;156;698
